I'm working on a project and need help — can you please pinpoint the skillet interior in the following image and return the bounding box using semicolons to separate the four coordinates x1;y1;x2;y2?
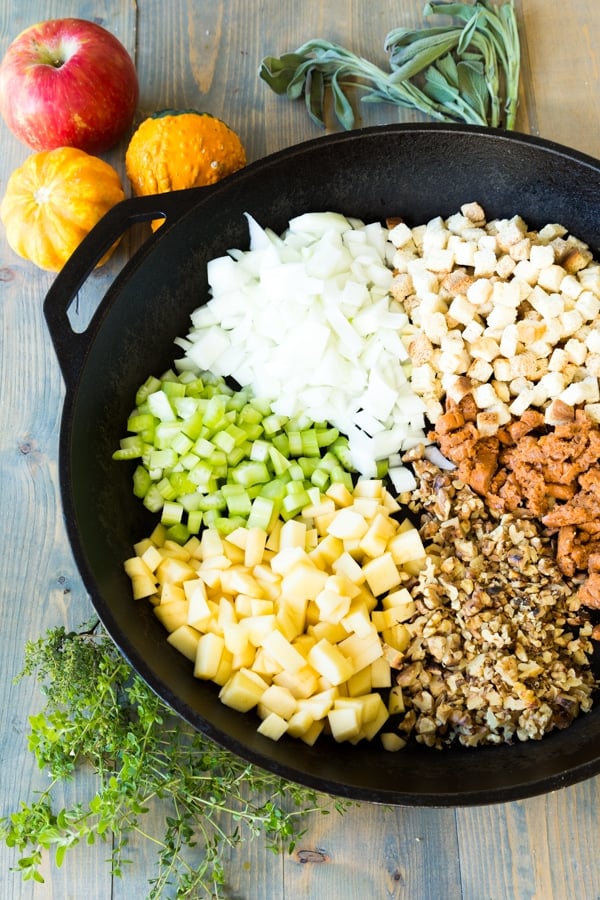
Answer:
56;124;600;805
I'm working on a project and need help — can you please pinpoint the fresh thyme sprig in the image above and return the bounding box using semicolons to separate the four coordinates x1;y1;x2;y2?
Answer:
1;620;349;899
260;0;519;130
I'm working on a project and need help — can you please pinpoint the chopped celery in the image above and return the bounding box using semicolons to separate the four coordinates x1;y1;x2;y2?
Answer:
115;368;359;542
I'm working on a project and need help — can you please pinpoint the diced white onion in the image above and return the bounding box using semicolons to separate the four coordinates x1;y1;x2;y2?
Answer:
180;212;429;474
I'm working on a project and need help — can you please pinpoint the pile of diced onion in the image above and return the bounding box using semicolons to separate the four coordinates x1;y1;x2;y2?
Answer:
174;212;429;487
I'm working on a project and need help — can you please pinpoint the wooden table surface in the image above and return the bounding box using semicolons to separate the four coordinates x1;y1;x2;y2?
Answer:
1;1;600;898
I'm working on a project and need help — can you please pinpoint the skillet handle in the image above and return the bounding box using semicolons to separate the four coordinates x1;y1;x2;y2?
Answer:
43;187;208;388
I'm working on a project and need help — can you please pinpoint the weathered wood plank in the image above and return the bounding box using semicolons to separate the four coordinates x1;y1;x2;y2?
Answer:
0;3;136;899
2;3;600;900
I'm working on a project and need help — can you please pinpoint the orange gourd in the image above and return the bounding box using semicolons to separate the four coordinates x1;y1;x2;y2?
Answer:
125;110;246;229
0;147;125;271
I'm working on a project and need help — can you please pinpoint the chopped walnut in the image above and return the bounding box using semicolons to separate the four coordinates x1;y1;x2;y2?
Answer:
388;459;596;749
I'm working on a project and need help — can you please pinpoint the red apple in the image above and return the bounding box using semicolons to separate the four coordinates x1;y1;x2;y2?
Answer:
0;18;139;154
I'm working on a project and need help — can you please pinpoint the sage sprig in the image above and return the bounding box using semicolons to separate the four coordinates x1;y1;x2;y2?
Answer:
260;0;519;131
1;621;349;899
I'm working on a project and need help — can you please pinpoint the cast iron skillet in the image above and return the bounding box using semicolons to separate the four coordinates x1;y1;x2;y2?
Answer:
44;123;600;807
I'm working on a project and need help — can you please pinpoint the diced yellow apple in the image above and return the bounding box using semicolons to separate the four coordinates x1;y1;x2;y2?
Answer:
382;623;411;653
301;496;336;519
338;628;383;672
332;551;365;584
167;624;201;662
299;719;325;746
161;539;192;561
346;666;372;697
223;541;245;565
184;534;202;558
261;629;307;674
315;588;351;625
149;522;168;546
308;620;349;645
240;613;277;647
308;533;344;569
273;665;320;699
140;543;164;572
220;567;263;598
362;552;402;596
194;632;225;679
260;684;298;719
279;518;307;549
286;708;315;738
160;582;186;605
154;600;189;633
326;508;369;540
245;527;267;567
297;686;337;719
291;633;316;658
185;581;214;631
200;526;225;559
280;561;328;606
388;685;405;715
381;732;407;752
219;668;268;712
212;648;234;686
223;621;251;656
257;711;288;741
370;656;392;688
217;596;237;632
156;556;197;586
276;601;306;642
325;481;354;507
341;603;373;639
250;598;274;616
251;647;282;678
387;528;427;568
351;496;381;520
355;694;389;741
328;705;361;742
359;513;398;558
307;638;354;686
130;573;158;600
372;605;417;631
353;479;383;499
224;526;248;550
270;546;308;576
133;536;155;557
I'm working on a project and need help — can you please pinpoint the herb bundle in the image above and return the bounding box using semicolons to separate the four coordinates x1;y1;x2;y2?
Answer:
1;621;347;899
260;1;520;131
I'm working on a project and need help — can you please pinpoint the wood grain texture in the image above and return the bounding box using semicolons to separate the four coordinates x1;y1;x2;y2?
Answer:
1;2;600;899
